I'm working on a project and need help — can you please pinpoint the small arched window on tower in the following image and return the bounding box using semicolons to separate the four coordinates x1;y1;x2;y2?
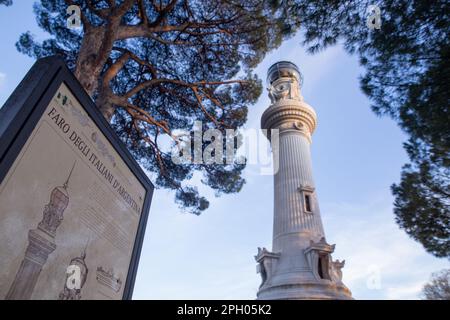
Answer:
298;185;315;214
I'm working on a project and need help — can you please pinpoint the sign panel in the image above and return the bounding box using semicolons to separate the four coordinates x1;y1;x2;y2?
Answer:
0;57;153;299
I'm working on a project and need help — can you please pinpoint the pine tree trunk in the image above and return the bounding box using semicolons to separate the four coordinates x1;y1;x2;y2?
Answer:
74;25;118;122
74;27;105;96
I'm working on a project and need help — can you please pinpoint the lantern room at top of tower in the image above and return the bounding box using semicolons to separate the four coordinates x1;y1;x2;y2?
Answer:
267;61;303;87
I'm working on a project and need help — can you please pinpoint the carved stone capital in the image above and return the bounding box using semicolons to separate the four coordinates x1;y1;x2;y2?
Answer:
261;100;317;139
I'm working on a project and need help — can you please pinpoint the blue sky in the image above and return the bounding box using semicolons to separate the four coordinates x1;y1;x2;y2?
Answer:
0;2;448;300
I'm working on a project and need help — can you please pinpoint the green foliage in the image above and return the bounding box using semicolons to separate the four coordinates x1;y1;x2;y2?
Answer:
16;0;449;239
392;160;449;258
17;0;297;215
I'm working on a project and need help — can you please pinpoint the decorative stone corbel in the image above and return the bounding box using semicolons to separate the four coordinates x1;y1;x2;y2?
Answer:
330;259;345;284
254;247;280;287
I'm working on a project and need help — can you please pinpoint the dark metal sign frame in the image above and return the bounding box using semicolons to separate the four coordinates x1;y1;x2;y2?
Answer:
0;56;153;300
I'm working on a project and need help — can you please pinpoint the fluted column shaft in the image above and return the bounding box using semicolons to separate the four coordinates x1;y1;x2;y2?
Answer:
272;130;324;253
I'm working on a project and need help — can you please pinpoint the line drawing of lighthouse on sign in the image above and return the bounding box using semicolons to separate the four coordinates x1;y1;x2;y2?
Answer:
6;161;76;300
59;236;90;300
255;61;352;300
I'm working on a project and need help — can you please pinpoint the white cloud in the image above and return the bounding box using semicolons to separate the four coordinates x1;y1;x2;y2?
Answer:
386;282;426;300
321;194;449;300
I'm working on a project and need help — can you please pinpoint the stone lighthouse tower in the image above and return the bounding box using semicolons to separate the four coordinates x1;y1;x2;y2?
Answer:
255;61;352;300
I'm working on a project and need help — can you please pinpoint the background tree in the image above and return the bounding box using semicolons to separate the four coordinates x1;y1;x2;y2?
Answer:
280;0;449;257
14;0;298;214
421;269;450;300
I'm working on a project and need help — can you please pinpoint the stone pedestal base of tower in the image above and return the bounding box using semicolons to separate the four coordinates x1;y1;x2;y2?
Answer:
257;277;352;300
255;238;352;300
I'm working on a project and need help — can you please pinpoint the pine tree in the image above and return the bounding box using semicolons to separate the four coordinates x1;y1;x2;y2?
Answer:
6;1;449;252
284;0;450;257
